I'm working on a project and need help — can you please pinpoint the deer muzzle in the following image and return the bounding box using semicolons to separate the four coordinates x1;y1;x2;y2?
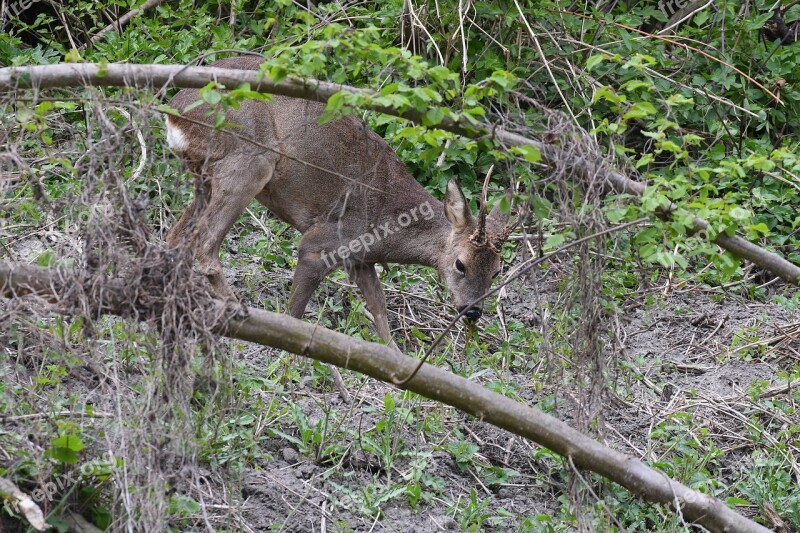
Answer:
459;306;483;322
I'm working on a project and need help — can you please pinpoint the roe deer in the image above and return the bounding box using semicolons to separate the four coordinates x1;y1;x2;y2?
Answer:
165;56;515;345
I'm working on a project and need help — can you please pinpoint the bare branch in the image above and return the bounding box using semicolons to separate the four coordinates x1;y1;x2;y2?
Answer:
0;477;46;531
85;0;169;48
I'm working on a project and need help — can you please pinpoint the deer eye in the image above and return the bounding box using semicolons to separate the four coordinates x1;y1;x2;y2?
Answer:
455;259;466;274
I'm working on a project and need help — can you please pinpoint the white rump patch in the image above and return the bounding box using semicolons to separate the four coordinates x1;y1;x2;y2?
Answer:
165;117;189;153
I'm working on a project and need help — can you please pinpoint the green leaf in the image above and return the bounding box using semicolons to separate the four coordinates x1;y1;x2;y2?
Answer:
379;82;399;96
198;82;223;106
744;12;773;31
682;133;702;146
511;144;541;163
409;326;428;341
268;64;288;83
446;441;479;471
489;70;517;90
623;101;657;120
666;93;694;106
636;153;654;168
421;107;445;126
182;99;204;113
641;130;665;140
786;4;800;23
594;86;626;104
46;447;79;464
97;58;108;78
729;206;752;221
483;466;520;486
657;140;682;153
52;434;85;451
37;250;57;267
429;65;455;84
622;54;656;69
498;196;511;214
64;48;83;63
384;393;395;412
229;83;272;103
620;79;653;92
545;234;566;249
605;206;630;223
532;196;552;219
694;9;710;25
170;495;201;517
641;191;671;212
46;434;85;464
585;54;607;71
325;91;346;113
714;251;741;279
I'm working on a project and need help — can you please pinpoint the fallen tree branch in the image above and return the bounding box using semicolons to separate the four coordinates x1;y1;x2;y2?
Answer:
0;261;773;533
0;476;47;531
1;62;797;285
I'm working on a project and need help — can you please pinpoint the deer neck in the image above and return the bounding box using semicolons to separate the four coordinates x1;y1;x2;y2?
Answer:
378;188;450;269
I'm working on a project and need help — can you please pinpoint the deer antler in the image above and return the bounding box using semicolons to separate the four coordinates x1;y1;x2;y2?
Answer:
491;199;527;252
491;216;520;252
470;165;494;248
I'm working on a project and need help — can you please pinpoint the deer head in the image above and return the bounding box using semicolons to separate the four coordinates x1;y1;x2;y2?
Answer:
440;179;515;322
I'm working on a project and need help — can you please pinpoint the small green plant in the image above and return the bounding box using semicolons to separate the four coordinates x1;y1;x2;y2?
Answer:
269;403;346;464
45;433;86;465
445;434;479;472
450;488;511;531
402;453;445;508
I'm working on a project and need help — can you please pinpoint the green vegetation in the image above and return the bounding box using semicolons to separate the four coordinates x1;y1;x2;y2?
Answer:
1;0;799;531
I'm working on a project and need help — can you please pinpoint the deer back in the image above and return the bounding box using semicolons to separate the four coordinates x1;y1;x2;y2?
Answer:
167;56;439;239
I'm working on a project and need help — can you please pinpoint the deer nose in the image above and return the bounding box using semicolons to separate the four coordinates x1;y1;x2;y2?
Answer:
461;307;483;322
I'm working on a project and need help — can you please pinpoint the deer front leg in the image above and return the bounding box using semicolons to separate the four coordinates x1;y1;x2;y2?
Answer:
348;263;398;350
289;234;352;402
288;249;332;319
166;195;200;248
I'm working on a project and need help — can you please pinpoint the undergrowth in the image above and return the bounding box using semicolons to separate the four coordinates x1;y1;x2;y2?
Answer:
1;0;799;531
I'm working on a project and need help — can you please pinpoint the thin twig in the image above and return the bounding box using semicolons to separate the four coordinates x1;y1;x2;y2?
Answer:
84;0;168;48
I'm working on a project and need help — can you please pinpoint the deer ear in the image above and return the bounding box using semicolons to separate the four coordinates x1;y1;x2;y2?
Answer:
444;179;471;231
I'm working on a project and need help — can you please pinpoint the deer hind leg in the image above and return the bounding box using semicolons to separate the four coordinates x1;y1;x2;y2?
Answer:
166;170;206;248
348;263;398;350
174;152;276;299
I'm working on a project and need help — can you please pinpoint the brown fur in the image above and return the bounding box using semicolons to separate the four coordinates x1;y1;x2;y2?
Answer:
166;56;511;341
